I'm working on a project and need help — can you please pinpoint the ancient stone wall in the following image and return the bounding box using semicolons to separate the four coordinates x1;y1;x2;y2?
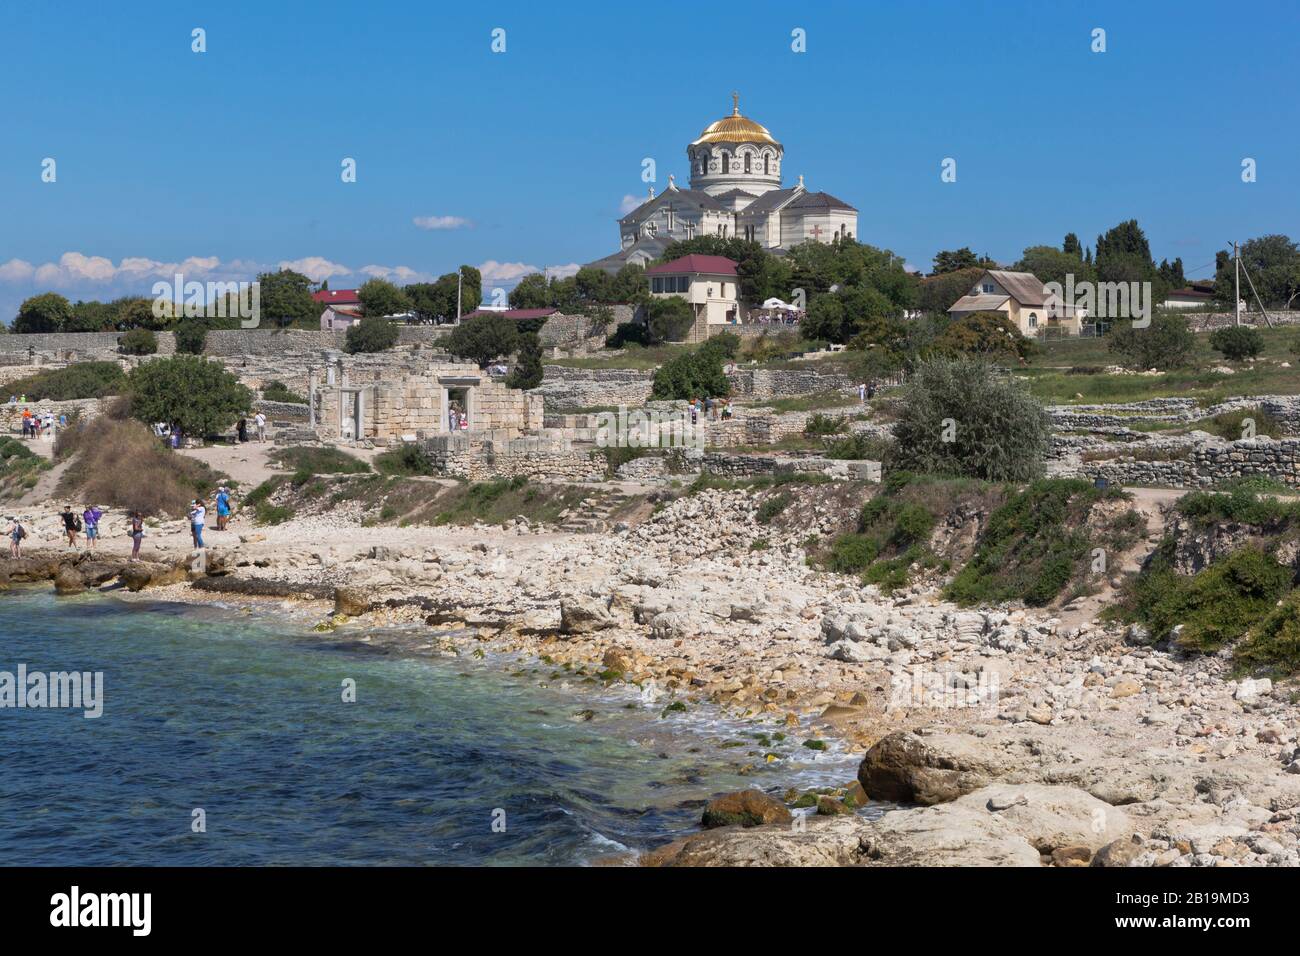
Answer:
1064;437;1300;488
537;366;655;410
422;433;604;481
726;367;855;399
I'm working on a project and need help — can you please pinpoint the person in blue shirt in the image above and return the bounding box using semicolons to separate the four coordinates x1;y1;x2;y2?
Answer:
215;488;232;531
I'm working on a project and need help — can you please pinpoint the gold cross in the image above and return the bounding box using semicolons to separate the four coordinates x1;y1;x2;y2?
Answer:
731;90;739;114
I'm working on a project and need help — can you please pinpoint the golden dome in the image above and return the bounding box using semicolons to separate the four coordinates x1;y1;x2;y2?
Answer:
691;93;779;147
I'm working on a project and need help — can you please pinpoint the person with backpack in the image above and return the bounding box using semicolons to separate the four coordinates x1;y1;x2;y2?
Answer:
82;503;103;550
215;487;232;531
8;517;26;558
128;511;145;562
61;505;81;549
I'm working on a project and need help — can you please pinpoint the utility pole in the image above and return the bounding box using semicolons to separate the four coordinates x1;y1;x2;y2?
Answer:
456;269;462;324
1233;241;1241;327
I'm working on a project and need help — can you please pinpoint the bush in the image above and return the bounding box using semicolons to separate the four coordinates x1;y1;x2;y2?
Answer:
127;355;252;438
756;491;792;524
607;322;651;349
345;316;400;354
261;380;307;404
1206;406;1284;442
270;446;370;475
506;333;543;389
936;311;1032;361
1117;545;1293;654
891;356;1051;481
650;342;730;400
5;362;125;400
446;314;520;367
1234;593;1300;676
374;443;435;476
1208;325;1265;361
646;297;696;343
175;319;208;355
118;328;158;355
1107;314;1196;370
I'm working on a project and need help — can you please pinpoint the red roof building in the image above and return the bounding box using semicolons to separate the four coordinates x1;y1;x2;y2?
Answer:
312;288;361;306
644;254;738;277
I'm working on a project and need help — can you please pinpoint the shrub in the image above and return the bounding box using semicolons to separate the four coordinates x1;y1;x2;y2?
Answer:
891;356;1051;481
270;446;370;475
1177;487;1300;526
607;322;651;349
651;342;730;400
345;316;400;354
804;413;845;436
646;297;696;343
5;361;126;400
826;533;879;572
1208;325;1265;361
118;328;158;355
374;443;435;476
756;491;792;524
1206;406;1283;442
936;311;1032;361
262;380;307;404
1234;593;1300;676
175;319;208;355
1119;546;1293;653
1107;314;1196;370
127;355;252;438
506;332;543;389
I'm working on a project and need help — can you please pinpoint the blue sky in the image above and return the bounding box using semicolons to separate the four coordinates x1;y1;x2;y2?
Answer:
2;0;1297;320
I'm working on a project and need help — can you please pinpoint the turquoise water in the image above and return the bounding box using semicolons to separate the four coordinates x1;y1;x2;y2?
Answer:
0;590;860;865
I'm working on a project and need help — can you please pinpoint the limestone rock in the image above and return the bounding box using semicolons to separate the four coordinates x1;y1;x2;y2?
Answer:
334;586;370;617
559;595;614;634
858;731;1015;805
53;565;85;595
701;789;793;829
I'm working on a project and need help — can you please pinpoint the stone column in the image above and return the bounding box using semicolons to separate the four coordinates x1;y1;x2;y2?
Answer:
355;387;366;439
307;368;317;428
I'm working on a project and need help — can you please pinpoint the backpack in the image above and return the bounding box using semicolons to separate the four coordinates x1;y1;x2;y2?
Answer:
15;525;26;540
72;515;82;532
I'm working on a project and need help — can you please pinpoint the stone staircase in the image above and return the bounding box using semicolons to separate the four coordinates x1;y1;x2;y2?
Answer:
557;489;632;533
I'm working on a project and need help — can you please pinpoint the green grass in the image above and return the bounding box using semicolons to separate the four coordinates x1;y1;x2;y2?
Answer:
1177;487;1300;526
5;361;126;401
269;445;370;475
545;344;690;370
0;437;50;494
945;479;1140;608
373;444;436;476
758;392;860;414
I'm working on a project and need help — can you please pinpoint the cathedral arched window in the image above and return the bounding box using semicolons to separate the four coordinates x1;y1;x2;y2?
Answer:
720;152;729;174
744;153;751;173
763;154;770;175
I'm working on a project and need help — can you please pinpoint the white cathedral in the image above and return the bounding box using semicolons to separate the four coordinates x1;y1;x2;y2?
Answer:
588;94;859;274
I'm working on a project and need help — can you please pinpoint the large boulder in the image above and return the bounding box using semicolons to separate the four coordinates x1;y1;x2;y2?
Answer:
857;803;1041;867
53;565;85;595
701;790;793;829
559;595;614;634
334;586;370;618
118;561;187;592
642;816;863;867
858;731;1016;805
951;784;1130;854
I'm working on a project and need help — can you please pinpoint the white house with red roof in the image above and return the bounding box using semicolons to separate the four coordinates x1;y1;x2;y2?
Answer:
645;254;744;341
313;288;365;331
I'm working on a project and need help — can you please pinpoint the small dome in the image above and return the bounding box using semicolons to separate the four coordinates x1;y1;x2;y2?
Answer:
692;94;779;147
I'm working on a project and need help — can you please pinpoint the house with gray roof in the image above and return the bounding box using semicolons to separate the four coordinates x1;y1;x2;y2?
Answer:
947;269;1086;337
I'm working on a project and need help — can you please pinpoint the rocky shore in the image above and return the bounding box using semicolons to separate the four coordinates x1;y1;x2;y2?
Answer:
5;484;1300;868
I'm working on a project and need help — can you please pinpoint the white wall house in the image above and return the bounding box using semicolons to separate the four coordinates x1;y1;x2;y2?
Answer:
645;254;744;343
947;269;1086;336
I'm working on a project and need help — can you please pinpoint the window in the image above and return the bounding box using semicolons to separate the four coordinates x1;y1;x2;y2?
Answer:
982;283;995;294
744;153;751;173
1028;312;1038;328
720;152;729;173
764;154;770;175
652;277;663;293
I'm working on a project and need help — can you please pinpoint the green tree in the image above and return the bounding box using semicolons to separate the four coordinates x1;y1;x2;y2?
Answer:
804;285;897;345
115;296;166;331
506;333;544;389
344;316;400;353
932;248;993;275
174;319;208;355
1063;233;1083;258
651;343;731;400
446;313;520;367
66;300;118;333
1213;235;1300;308
1094;219;1168;310
508;273;551;309
609;263;650;304
916;266;985;315
257;269;318;328
1013;245;1095;290
1157;257;1186;289
892;356;1052;481
646;296;695;343
937;311;1033;361
13;292;72;333
127;356;252;437
1108;314;1196;370
357;278;412;318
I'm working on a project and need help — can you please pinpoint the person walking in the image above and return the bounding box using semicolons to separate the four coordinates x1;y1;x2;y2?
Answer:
82;503;102;550
128;511;144;561
215;487;231;531
237;417;248;443
254;411;267;442
857;381;867;403
8;517;26;558
867;379;877;401
61;505;81;549
189;499;206;549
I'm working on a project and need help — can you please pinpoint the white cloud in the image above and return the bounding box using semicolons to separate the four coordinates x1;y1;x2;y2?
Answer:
0;260;35;282
476;260;583;288
413;215;472;231
618;194;642;215
359;264;436;283
276;257;353;282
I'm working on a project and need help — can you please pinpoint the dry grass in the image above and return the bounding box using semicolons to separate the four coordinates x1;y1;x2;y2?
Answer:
55;417;229;517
